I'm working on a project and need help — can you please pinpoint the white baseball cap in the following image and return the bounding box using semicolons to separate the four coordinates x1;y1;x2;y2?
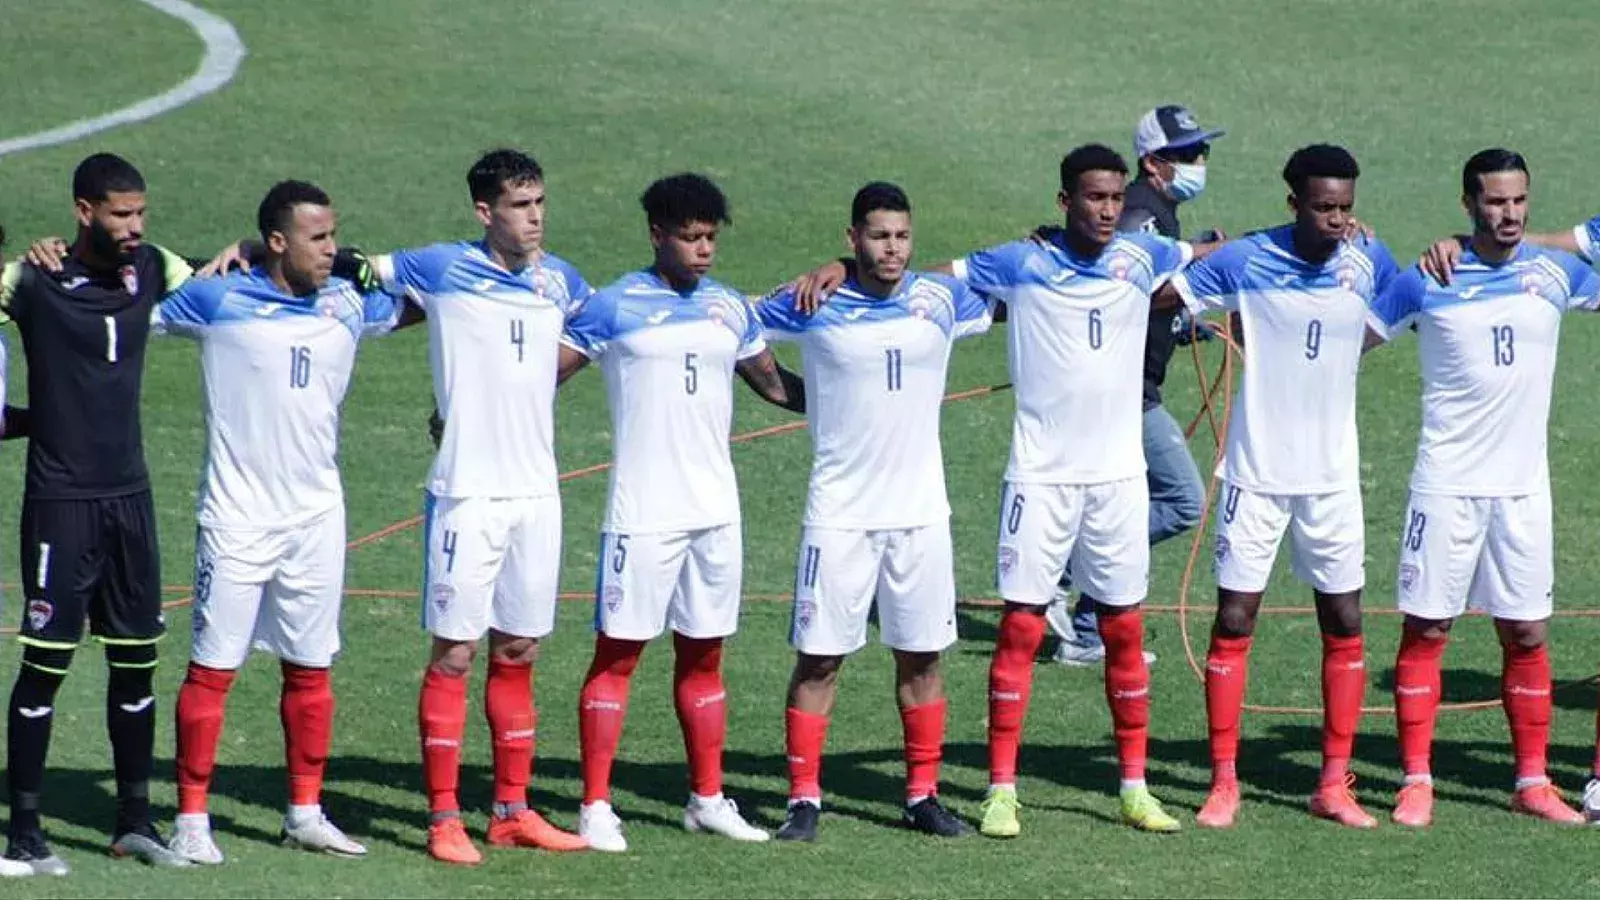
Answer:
1134;105;1226;159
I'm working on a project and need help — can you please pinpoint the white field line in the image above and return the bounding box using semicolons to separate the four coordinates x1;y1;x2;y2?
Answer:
0;0;245;158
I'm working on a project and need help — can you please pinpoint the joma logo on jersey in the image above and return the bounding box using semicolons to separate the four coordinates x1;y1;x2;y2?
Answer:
645;309;673;325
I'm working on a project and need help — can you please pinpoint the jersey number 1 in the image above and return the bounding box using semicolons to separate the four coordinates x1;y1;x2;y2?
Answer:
104;315;119;363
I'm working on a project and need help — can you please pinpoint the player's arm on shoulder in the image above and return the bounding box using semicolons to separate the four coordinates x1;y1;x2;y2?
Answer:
556;289;611;385
371;243;455;310
1559;253;1600;312
0;259;25;321
151;275;220;338
735;346;805;414
941;275;996;339
556;344;590;385
1365;265;1426;348
749;286;808;341
153;244;196;295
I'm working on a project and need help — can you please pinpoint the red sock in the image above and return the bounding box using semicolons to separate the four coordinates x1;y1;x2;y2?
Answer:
1502;642;1552;783
901;698;946;802
1394;629;1446;778
280;663;334;807
786;707;829;802
1100;609;1150;782
988;608;1045;785
1320;633;1366;785
418;668;468;815
579;635;642;804
1205;634;1253;784
175;663;237;815
673;634;727;798
485;658;536;809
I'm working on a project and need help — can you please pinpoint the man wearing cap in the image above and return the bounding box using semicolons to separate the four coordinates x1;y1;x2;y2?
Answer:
1046;104;1223;666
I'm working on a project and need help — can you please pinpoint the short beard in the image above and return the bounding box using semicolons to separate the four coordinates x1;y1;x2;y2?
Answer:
87;219;134;265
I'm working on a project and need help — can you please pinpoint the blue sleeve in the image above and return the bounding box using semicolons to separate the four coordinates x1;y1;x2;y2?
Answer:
549;256;595;312
1172;239;1250;313
360;287;401;338
932;273;993;340
955;241;1032;302
753;287;807;342
734;294;768;359
560;289;617;358
375;243;460;308
1360;236;1402;296
1575;214;1600;265
1558;252;1600;311
152;277;224;338
1368;266;1427;337
1129;233;1194;285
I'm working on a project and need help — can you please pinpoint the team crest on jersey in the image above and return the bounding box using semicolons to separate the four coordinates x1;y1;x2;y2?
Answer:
1333;264;1357;291
1519;267;1562;304
1398;563;1420;595
119;265;139;295
906;281;942;320
26;600;52;632
706;298;732;326
1214;536;1231;566
430;583;456;613
997;546;1019;576
603;583;625;614
793;600;816;633
1104;251;1132;282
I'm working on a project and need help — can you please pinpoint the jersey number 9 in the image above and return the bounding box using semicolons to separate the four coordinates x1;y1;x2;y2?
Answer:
1305;319;1323;360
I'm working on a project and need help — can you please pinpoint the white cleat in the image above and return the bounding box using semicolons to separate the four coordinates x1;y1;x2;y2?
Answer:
282;811;367;858
169;814;225;866
683;795;770;842
1583;778;1600;824
1053;641;1157;668
578;801;628;853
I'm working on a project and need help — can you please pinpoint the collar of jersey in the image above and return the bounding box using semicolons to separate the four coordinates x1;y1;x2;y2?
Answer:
838;273;916;303
1458;240;1531;270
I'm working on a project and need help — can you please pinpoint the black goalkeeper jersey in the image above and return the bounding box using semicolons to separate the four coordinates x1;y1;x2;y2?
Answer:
0;244;192;499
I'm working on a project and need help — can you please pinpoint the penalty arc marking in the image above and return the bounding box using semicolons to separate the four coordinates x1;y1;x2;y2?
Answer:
0;0;245;159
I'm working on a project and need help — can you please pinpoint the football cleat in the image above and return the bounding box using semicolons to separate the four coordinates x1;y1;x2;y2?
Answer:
1120;786;1181;833
683;796;769;842
775;801;820;843
978;786;1021;838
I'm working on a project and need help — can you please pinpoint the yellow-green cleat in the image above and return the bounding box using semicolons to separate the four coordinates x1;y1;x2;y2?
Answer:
1120;786;1181;833
979;786;1021;838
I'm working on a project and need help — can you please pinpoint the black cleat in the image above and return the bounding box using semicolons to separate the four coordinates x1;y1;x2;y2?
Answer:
3;832;70;877
775;801;820;842
904;797;971;838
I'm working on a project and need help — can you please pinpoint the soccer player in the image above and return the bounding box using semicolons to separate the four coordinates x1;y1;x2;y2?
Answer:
754;182;990;842
371;149;590;865
1172;145;1399;830
1047;104;1221;667
1372;149;1592;827
160;181;414;864
0;153;191;874
565;173;803;853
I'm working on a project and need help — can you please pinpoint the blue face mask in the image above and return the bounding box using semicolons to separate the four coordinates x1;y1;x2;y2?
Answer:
1168;162;1207;201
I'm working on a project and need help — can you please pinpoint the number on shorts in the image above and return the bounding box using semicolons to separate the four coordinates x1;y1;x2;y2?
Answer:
510;318;526;362
1305;318;1323;360
1404;510;1427;552
289;346;312;388
610;535;629;574
885;348;903;391
1222;486;1241;524
684;352;699;395
1492;324;1515;366
441;530;458;573
1005;493;1026;535
800;545;821;588
1087;308;1103;349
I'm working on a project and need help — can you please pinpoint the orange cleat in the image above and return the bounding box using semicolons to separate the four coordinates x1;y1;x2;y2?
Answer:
1510;782;1585;825
1196;781;1240;829
428;818;483;866
487;809;589;851
1309;774;1378;829
1391;781;1433;828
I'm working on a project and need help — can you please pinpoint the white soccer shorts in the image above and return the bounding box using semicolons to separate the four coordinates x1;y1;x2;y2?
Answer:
1395;490;1553;622
422;493;562;642
788;523;957;657
1212;482;1365;594
996;477;1149;607
594;523;742;641
191;506;347;669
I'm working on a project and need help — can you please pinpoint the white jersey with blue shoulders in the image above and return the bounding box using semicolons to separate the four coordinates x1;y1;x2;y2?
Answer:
1173;226;1400;494
153;267;400;528
372;242;592;499
1370;243;1600;496
757;272;992;529
953;231;1191;485
561;269;765;533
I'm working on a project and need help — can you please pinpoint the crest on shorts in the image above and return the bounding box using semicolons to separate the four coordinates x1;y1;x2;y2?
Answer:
997;546;1019;576
794;600;816;633
26;599;52;631
602;583;625;614
194;558;215;607
1214;536;1231;566
430;583;456;613
1398;563;1420;594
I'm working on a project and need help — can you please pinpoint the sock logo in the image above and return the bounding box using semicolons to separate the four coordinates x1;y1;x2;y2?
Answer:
583;699;624;712
17;706;52;719
1206;662;1232;676
1395;685;1433;696
119;696;155;714
500;728;536;741
693;690;727;709
989;690;1021;702
423;737;461;748
1506;685;1550;698
1112;687;1150;700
